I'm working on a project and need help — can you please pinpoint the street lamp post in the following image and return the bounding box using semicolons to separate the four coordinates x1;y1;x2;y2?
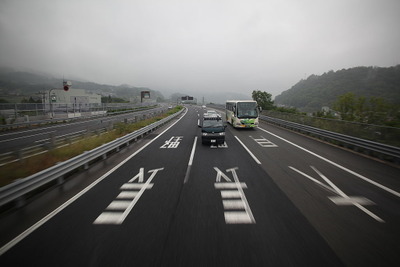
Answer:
48;88;57;118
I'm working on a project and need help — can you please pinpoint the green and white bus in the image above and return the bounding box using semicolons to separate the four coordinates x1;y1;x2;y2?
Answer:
226;100;260;128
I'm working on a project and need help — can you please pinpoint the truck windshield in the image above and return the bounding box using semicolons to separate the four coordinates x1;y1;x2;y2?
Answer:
237;102;258;118
203;119;223;128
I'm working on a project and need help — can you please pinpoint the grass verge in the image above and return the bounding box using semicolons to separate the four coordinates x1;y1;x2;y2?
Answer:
0;106;183;187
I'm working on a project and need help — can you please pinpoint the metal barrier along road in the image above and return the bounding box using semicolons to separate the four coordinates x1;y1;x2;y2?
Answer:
260;115;400;164
0;108;185;209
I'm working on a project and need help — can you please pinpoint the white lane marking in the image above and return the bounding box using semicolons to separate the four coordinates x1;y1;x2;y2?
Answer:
188;136;197;166
106;200;131;210
223;200;246;209
290;166;384;223
224;211;253;224
214;167;256;224
117;168;164;224
259;127;400;198
311;166;384;223
329;196;375;206
160;136;183;148
214;182;247;189
228;167;256;223
0;107;189;255
120;183;154;190
250;135;278;147
234;136;261;165
95;168;158;225
92;212;121;224
218;142;228;148
0;130;56;143
221;190;241;198
289;167;337;195
183;136;198;184
116;191;139;199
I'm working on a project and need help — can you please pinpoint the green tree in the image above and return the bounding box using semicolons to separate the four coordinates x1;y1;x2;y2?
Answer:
366;97;389;124
332;93;399;125
333;92;356;121
252;90;274;110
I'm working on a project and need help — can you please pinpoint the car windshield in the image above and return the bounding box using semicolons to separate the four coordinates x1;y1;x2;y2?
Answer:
237;102;258;118
203;119;223;128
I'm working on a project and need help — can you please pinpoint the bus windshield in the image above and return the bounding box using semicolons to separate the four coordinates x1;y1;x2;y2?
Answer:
237;102;258;118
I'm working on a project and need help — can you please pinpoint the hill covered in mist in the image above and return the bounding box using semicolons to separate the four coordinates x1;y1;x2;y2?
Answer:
274;65;400;112
0;68;252;104
0;68;165;102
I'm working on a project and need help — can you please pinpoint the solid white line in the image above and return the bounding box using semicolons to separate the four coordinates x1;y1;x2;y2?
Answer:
259;127;400;198
234;136;261;164
188;136;197;166
183;136;197;184
0;108;188;256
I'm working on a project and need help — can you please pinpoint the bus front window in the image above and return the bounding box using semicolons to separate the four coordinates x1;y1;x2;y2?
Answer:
237;102;258;118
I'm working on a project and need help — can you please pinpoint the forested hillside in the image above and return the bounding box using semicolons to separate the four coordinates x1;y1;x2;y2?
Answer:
274;65;400;112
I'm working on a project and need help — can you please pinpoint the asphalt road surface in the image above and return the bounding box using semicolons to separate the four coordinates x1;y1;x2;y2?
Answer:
0;105;399;266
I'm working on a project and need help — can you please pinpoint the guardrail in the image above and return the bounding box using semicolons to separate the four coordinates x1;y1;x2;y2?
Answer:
260;115;400;164
204;104;400;163
0;108;185;209
0;105;158;131
0;107;168;166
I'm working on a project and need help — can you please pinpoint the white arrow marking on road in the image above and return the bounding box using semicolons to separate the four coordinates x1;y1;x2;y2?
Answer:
129;167;144;183
214;167;255;224
290;166;384;223
94;167;164;225
214;167;232;182
259;126;400;198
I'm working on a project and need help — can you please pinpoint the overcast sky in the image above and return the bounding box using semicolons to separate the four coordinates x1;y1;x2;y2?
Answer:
1;0;399;98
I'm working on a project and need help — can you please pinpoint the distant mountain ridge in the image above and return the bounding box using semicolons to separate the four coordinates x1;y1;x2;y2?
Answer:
0;68;251;103
274;65;400;112
0;68;164;101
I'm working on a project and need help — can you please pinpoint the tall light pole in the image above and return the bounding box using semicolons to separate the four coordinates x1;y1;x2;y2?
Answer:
48;88;57;118
47;80;70;118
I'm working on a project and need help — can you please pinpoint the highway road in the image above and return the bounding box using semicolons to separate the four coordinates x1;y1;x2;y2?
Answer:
0;105;399;266
0;106;167;154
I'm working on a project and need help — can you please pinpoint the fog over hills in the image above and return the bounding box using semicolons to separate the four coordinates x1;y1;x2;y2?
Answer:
0;68;249;104
274;65;400;112
2;65;399;108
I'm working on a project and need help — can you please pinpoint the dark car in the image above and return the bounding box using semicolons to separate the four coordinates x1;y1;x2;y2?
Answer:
199;114;226;145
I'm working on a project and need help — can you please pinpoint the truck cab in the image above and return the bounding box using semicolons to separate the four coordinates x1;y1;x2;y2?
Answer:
199;114;226;145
